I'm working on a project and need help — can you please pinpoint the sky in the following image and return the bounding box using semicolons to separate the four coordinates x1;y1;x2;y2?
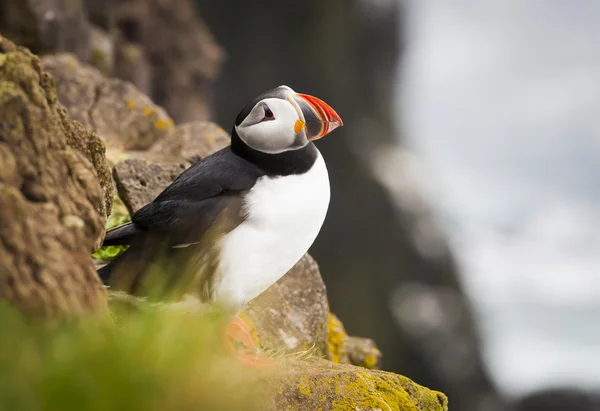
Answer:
395;0;600;397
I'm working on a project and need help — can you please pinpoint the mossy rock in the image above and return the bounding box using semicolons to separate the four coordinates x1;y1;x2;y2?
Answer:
0;34;108;316
272;358;448;411
327;313;382;369
244;254;330;358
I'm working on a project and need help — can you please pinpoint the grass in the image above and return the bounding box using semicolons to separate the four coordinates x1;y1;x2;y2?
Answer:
0;299;269;411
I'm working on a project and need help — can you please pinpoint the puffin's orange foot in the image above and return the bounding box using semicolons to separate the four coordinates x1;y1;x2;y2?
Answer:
223;317;276;367
224;317;259;350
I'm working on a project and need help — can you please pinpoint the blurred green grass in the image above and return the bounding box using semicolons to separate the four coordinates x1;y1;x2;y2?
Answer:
0;299;267;411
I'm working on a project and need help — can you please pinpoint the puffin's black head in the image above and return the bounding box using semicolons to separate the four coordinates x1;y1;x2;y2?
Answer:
233;85;343;154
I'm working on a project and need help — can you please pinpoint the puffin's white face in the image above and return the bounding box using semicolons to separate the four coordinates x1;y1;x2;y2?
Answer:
234;85;343;154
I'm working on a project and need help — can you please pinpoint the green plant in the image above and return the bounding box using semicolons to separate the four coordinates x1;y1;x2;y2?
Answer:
0;301;267;411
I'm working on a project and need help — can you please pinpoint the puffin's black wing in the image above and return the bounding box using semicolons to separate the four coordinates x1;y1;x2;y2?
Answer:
105;147;264;247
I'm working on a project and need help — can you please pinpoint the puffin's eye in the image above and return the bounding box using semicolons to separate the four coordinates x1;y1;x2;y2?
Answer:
263;106;274;120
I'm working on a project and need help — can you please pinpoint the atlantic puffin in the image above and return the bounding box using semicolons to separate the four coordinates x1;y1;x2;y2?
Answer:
98;85;342;363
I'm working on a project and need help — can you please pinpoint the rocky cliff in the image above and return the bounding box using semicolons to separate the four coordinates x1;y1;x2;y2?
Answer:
0;31;448;410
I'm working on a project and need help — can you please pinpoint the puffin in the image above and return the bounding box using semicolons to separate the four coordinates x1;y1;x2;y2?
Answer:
98;85;342;364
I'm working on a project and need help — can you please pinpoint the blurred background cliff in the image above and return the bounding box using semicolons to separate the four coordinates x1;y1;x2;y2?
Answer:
2;0;598;410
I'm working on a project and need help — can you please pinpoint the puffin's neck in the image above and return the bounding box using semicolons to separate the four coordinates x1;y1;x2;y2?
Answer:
230;129;318;176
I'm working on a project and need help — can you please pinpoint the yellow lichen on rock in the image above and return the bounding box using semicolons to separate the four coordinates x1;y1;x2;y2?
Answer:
364;354;378;369
273;358;448;411
327;314;383;369
327;313;350;364
154;117;174;131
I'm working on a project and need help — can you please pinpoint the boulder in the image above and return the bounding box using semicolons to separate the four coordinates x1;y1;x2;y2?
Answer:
346;336;383;370
113;41;151;95
113;158;187;215
327;313;382;370
110;121;229;215
0;0;92;59
150;121;230;164
0;35;108;316
101;0;224;122
270;358;448;411
42;53;174;150
244;254;330;357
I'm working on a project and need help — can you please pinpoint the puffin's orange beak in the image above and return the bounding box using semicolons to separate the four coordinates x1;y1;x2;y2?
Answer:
295;93;343;141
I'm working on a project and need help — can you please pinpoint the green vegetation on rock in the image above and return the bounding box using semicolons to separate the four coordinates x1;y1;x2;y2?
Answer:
93;195;131;261
0;300;265;411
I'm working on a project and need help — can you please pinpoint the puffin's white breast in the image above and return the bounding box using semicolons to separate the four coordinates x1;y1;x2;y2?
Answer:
213;151;330;308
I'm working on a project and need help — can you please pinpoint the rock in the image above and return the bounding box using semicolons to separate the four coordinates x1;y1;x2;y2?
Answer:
59;106;113;221
0;0;92;59
515;389;600;411
0;35;108;316
327;313;383;370
0;0;223;123
244;254;330;357
150;121;230;164
41;54;102;129
88;24;114;74
92;78;174;150
43;53;174;150
346;337;382;370
113;159;187;215
113;41;151;95
105;0;224;122
271;358;448;411
110;120;229;215
327;313;351;364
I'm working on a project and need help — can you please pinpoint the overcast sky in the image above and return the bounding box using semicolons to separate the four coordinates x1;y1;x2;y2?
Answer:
398;0;600;397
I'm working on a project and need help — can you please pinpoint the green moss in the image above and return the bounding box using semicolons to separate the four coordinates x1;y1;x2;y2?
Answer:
0;300;266;411
92;194;131;261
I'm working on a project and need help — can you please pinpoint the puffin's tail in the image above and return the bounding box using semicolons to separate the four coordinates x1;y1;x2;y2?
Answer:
103;222;140;246
97;250;130;286
97;261;114;285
